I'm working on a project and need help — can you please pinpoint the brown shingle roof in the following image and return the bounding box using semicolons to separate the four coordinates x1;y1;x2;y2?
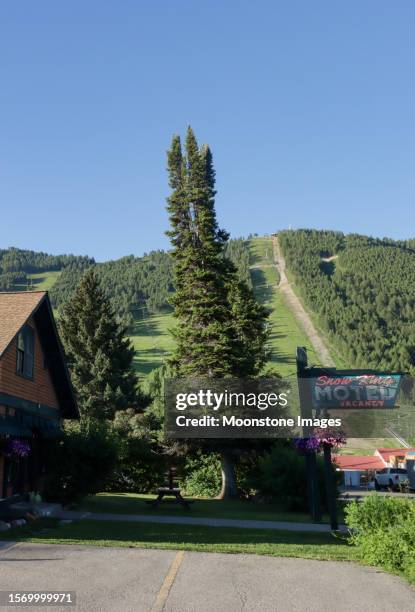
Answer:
0;291;47;357
0;291;78;418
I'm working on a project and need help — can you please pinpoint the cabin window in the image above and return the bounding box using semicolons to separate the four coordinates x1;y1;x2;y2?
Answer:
16;325;35;379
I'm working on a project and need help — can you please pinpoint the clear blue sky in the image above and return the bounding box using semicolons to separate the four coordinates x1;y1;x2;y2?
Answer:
1;2;415;261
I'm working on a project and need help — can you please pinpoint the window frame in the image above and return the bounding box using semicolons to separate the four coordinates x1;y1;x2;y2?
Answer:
15;324;35;380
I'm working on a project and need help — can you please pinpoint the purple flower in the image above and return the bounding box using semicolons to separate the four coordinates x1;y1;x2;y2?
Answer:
294;429;346;453
293;437;321;452
5;439;31;458
313;428;347;450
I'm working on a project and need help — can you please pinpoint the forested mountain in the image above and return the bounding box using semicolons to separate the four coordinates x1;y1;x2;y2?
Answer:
0;238;251;326
278;230;415;374
50;250;174;326
0;247;93;291
4;233;415;373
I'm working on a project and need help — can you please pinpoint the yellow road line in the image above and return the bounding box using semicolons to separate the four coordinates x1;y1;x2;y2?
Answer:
150;550;185;612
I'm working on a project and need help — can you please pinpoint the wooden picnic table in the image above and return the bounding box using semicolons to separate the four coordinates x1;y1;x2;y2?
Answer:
145;468;194;510
146;487;193;510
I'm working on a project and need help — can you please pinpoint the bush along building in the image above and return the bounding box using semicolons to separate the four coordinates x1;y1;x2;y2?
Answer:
0;292;78;498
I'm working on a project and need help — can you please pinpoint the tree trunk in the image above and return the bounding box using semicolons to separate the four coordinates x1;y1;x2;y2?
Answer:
218;452;239;499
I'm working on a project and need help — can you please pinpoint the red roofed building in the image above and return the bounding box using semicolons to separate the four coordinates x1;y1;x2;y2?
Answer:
333;455;386;472
375;448;415;467
333;448;415;487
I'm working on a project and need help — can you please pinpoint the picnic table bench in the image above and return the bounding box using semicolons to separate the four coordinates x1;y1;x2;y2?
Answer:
146;468;193;510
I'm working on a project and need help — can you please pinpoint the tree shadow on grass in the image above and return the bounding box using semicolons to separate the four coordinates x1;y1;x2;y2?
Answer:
11;520;348;550
132;347;171;375
132;316;164;338
250;269;274;303
76;494;339;525
266;327;296;367
248;247;262;267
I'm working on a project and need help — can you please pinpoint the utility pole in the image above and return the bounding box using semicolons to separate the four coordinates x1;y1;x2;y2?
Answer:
296;347;321;522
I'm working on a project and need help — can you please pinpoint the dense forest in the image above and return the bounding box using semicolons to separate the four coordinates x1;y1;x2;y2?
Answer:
0;247;93;291
278;229;415;374
224;238;252;288
0;238;251;326
4;232;415;374
50;250;174;326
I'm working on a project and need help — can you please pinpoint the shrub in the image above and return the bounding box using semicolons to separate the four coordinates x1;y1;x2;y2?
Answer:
235;451;263;497
43;419;118;505
105;436;165;493
106;409;166;493
345;494;415;534
180;453;222;498
251;442;339;512
345;495;415;581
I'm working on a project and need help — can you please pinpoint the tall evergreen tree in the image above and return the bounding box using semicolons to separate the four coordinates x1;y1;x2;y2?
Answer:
227;277;269;376
166;127;269;497
59;269;141;420
167;127;241;376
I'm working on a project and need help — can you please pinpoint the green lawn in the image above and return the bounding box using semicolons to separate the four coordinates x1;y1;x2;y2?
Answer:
76;493;343;524
249;237;314;377
10;270;62;292
129;312;175;376
249;236;275;268
27;271;62;291
0;518;355;562
339;438;402;455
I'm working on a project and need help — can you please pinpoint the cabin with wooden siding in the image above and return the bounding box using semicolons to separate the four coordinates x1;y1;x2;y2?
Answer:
0;291;78;498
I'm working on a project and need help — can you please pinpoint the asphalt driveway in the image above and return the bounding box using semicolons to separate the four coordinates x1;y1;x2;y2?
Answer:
0;541;413;612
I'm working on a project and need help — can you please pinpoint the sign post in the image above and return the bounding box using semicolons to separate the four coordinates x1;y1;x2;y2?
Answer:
296;347;321;522
322;442;338;531
300;366;402;530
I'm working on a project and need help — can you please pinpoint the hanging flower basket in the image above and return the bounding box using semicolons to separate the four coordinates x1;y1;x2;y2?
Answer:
293;437;321;453
4;438;31;459
294;429;346;454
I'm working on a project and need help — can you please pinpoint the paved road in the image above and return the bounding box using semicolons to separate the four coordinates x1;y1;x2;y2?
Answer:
0;542;413;612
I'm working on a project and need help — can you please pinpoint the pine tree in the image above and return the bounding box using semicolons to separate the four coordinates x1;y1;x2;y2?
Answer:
167;127;240;376
59;269;141;420
228;276;269;376
166;127;269;497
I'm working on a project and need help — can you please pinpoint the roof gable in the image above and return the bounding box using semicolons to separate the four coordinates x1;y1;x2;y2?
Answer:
0;291;78;419
0;291;46;356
